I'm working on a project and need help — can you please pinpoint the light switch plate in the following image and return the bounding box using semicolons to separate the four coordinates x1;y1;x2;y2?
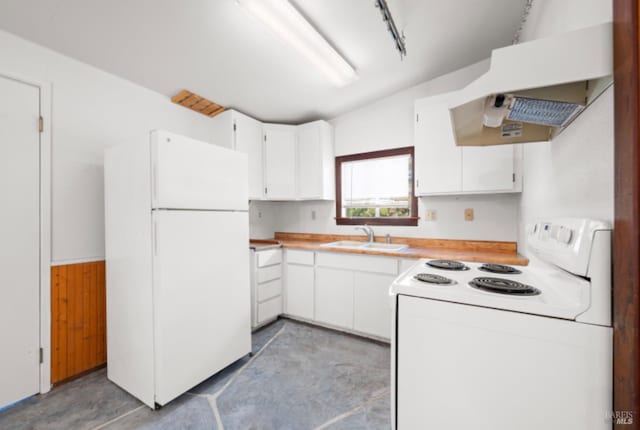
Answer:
464;208;474;221
425;209;437;221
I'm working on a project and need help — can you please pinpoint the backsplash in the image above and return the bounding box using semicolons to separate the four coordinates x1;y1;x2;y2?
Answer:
250;193;520;243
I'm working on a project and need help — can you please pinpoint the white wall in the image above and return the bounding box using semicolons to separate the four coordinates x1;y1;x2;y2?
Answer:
0;30;220;264
519;0;612;42
252;59;521;242
517;0;614;255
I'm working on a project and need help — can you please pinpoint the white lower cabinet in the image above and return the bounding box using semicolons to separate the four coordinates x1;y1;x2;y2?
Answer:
315;267;354;329
282;249;408;341
353;272;395;339
285;264;315;320
250;248;283;328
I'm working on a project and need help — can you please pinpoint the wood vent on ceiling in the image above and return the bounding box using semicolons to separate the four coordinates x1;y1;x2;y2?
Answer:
171;90;225;118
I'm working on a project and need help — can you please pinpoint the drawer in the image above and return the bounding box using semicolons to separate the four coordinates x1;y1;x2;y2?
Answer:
316;252;398;275
257;249;282;267
257;278;282;302
257;296;282;324
286;249;314;266
257;264;282;284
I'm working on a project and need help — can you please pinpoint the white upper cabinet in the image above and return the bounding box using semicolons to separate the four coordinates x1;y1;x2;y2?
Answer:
210;109;264;200
462;145;516;192
263;124;297;200
234;113;264;200
414;94;521;196
414;94;462;195
212;112;335;201
296;120;334;200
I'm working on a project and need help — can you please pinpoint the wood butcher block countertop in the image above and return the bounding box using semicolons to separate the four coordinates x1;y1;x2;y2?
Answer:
250;233;528;266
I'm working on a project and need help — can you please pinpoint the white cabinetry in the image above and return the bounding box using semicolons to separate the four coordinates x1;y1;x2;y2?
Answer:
297;121;334;200
210;109;264;200
250;248;283;328
414;94;462;194
315;267;354;328
414;94;521;196
353;272;395;339
212;113;334;201
284;250;315;320
263;124;297;200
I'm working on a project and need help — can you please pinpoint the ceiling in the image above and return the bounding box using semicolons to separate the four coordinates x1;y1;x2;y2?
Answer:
0;0;526;123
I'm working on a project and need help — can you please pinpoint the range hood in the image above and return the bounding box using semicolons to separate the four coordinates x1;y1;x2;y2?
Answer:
449;23;612;147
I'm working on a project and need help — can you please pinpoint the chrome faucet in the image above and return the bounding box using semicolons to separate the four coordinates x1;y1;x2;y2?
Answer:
355;225;375;243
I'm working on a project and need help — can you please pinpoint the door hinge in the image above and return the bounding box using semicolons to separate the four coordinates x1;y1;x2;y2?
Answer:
263;135;267;142
39;347;43;363
512;173;516;182
416;179;419;188
38;116;44;133
264;187;268;195
233;121;237;132
416;113;419;123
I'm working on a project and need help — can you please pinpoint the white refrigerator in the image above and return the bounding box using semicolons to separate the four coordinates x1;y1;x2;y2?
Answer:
104;130;251;409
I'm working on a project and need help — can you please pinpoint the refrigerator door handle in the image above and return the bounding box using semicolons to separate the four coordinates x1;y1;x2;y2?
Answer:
152;162;158;204
153;220;158;256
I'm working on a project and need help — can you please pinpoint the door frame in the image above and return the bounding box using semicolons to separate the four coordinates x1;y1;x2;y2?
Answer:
613;0;640;424
0;70;52;395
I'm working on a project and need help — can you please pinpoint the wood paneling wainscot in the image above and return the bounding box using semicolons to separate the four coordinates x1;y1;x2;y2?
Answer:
51;261;106;384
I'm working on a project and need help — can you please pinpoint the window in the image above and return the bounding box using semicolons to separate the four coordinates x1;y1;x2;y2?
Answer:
335;147;418;226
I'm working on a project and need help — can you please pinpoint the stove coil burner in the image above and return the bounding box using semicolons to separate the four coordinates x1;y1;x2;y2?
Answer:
426;260;470;271
414;273;455;285
469;277;541;296
478;263;522;275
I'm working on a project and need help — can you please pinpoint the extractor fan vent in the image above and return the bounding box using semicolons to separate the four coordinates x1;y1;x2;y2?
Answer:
506;97;584;127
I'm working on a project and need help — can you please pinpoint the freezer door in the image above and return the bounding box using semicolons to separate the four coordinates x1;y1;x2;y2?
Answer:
151;130;248;210
152;210;251;405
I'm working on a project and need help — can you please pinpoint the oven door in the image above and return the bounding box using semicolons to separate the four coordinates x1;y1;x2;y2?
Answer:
395;295;612;430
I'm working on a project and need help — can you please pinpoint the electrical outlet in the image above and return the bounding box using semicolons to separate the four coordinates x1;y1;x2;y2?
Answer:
311;210;316;220
464;208;474;221
425;209;437;221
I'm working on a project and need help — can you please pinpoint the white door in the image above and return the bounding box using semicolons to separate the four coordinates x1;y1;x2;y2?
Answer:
285;264;314;319
414;94;462;195
397;296;612;430
234;113;264;200
297;123;323;199
462;145;515;192
0;75;41;408
353;272;394;339
151;130;249;211
315;267;353;329
152;210;251;405
263;124;296;200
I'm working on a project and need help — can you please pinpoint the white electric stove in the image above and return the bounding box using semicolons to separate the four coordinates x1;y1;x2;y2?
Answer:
390;218;613;430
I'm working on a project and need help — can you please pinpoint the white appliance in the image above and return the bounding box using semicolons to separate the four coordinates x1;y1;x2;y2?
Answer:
104;130;251;409
390;218;612;430
449;23;612;146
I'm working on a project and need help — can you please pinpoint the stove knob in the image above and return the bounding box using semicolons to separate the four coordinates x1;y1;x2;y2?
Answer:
556;227;573;244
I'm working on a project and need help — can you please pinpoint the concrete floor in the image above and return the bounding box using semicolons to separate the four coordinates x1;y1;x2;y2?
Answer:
0;319;391;430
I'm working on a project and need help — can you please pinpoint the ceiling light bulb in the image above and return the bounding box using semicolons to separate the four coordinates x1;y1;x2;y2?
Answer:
237;0;358;87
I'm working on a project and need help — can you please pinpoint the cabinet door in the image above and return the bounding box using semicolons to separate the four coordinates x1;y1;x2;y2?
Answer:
353;272;394;339
297;122;324;199
315;267;353;329
234;112;264;200
285;264;314;319
414;94;462;195
462;145;515;192
263;124;296;200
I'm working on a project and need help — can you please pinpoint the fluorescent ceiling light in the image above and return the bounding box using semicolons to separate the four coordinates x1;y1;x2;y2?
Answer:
237;0;358;87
